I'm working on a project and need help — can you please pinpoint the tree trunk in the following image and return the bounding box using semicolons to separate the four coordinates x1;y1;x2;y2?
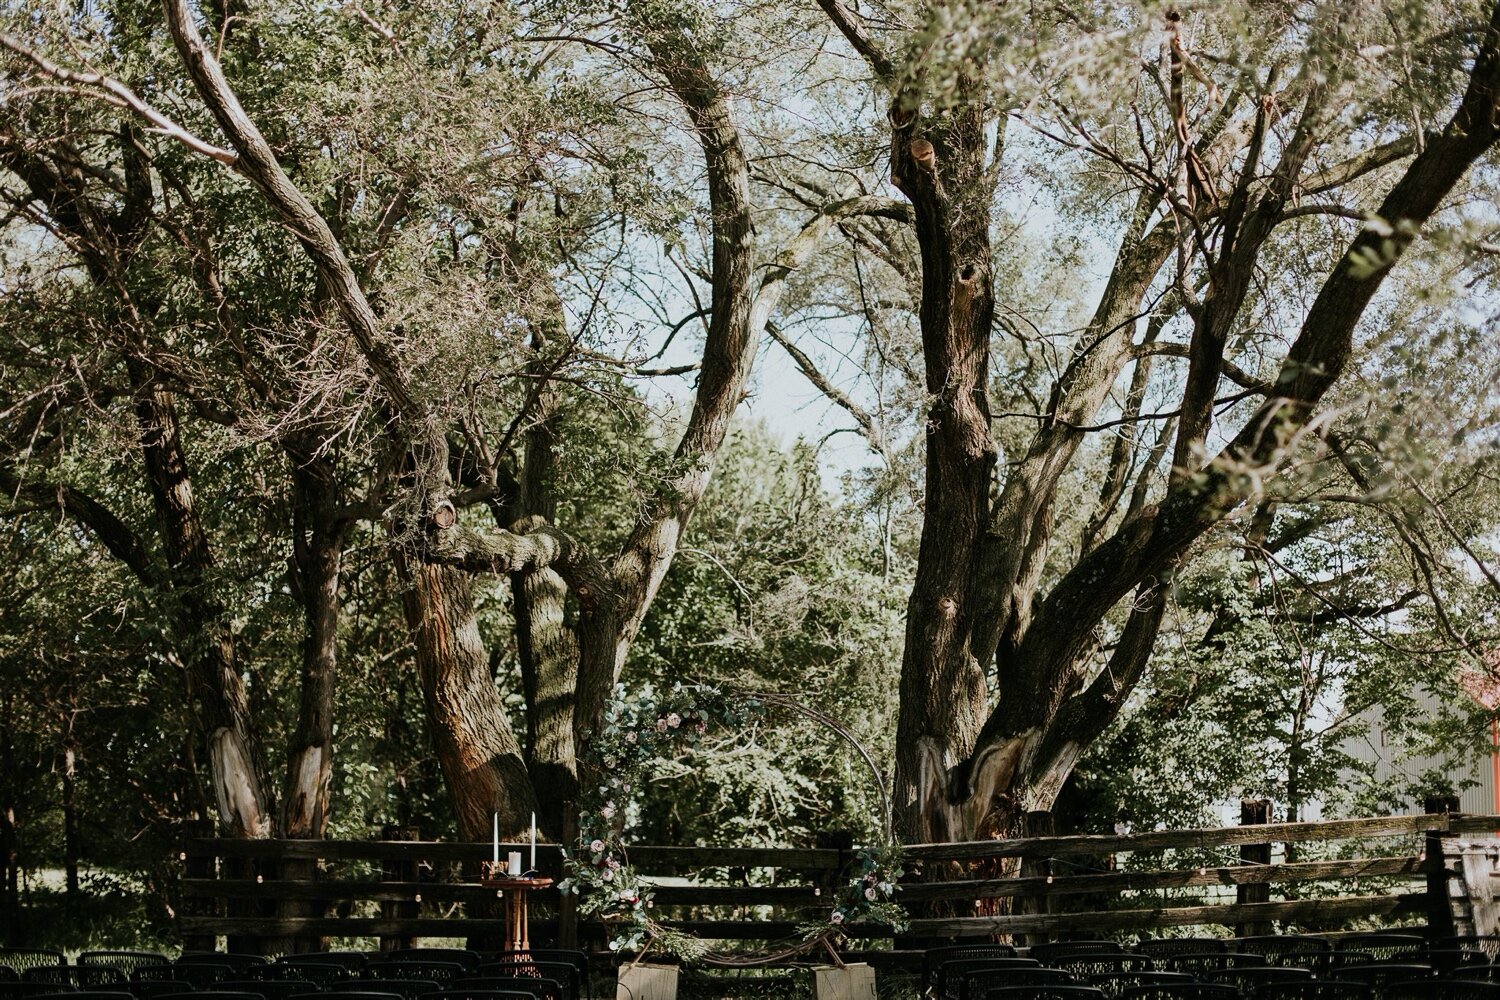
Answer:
129;361;274;838
275;457;345;952
1;690;17;940
888;98;999;843
282;459;343;839
61;709;79;898
396;553;537;838
508;319;580;839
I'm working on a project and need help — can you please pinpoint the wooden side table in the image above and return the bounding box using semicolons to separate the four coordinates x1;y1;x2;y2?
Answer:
479;876;554;953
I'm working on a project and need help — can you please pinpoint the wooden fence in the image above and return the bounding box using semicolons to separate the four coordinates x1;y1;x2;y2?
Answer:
178;810;1500;957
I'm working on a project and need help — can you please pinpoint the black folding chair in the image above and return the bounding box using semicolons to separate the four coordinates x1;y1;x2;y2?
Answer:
935;959;1042;998
218;982;314;1000
923;946;1022;989
1117;987;1238;1000
458;970;576;1000
24;973;126;990
1386;983;1500;1000
363;966;464;987
1232;936;1332;970
0;986;77;1000
1033;943;1127;963
424;985;560;1000
332;981;442;1000
1087;971;1194;998
1204;965;1314;992
1122;983;1236;1000
1334;935;1426;963
244;968;346;987
79;958;169;980
175;959;267;978
1162;952;1265;975
982;988;1106;1000
1052;954;1156;978
961;968;1079;1000
385;955;479;976
133;968;232;990
0;956;65;976
1327;963;1435;991
1136;939;1226;959
1250;985;1376;1000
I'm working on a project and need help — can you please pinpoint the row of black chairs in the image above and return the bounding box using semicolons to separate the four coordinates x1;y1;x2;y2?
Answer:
922;938;1500;999
0;952;593;1000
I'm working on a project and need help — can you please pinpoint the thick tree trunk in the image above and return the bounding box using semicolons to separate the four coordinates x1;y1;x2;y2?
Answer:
282;460;342;839
275;459;344;951
396;553;537;839
129;362;273;838
0;691;14;939
888;99;999;843
62;713;79;897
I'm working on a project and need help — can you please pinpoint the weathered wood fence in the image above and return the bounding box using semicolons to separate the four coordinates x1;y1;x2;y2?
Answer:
178;810;1500;956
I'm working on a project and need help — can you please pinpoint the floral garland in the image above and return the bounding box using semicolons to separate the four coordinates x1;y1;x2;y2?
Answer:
558;682;908;958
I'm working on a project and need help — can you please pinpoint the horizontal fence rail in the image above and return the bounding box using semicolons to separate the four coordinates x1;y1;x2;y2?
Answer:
175;811;1500;954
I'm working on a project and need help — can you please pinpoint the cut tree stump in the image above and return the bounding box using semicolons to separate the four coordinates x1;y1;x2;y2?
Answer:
810;962;876;1000
617;962;678;1000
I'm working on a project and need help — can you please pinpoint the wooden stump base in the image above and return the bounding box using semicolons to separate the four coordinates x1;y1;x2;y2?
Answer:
617;962;678;1000
810;962;876;1000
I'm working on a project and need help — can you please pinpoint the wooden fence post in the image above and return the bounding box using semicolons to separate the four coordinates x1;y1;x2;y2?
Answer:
1235;799;1272;937
1424;796;1459;943
1018;810;1054;947
380;825;420;951
179;819;216;953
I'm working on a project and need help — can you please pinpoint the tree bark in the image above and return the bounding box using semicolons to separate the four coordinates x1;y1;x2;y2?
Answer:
281;457;343;839
887;94;1000;842
128;361;274;839
511;389;580;838
396;553;537;839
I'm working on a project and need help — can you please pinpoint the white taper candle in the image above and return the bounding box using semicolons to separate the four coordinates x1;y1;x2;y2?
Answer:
492;811;499;865
530;811;537;871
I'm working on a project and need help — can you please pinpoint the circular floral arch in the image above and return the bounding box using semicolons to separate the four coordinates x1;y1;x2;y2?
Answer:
559;683;907;960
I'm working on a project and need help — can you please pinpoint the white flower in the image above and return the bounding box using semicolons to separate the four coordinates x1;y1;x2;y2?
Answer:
864;887;877;901
830;910;844;924
667;712;681;728
601;868;615;882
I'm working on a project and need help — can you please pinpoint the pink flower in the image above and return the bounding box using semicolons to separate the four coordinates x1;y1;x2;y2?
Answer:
696;721;707;734
667;712;681;728
655;719;668;733
590;839;605;852
601;868;614;882
626;731;638;744
830;911;844;924
602;805;616;819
